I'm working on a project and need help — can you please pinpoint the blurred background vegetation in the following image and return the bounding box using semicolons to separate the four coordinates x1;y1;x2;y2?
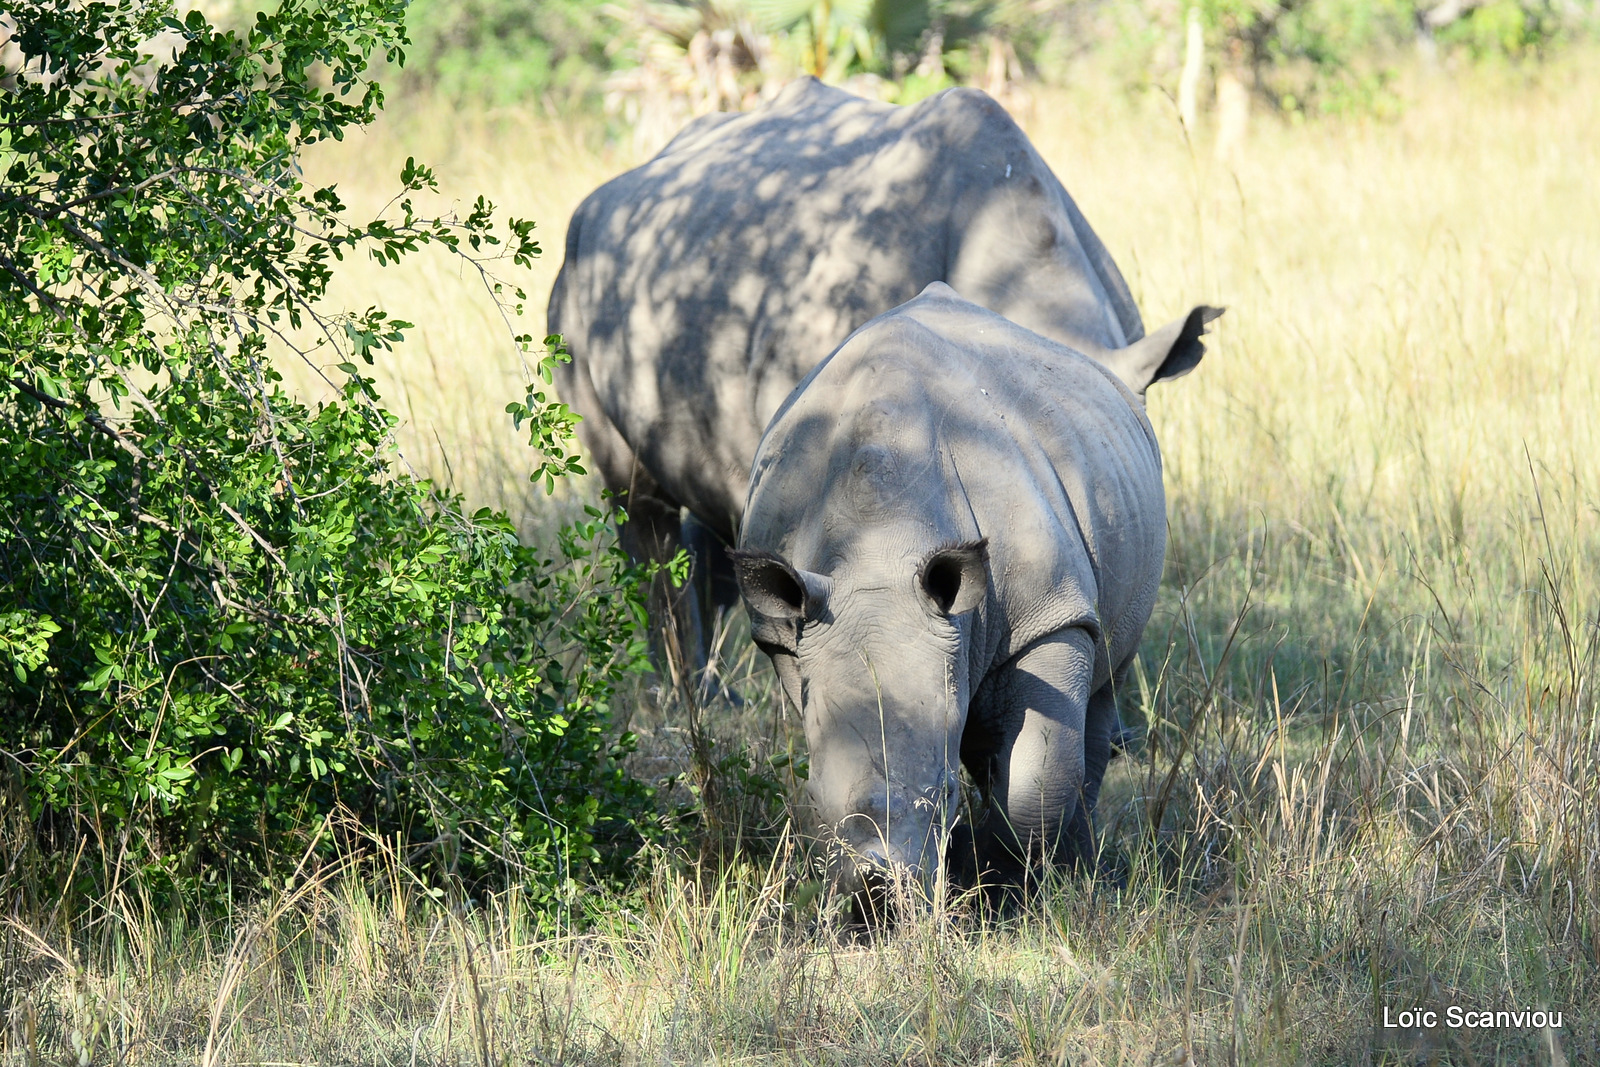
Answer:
325;0;1595;120
190;0;1600;130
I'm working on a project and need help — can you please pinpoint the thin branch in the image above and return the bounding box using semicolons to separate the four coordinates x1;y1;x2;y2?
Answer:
7;167;181;215
0;247;72;319
216;499;289;574
7;377;148;461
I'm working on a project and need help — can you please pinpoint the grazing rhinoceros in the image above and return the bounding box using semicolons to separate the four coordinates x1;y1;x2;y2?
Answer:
548;76;1219;676
731;283;1179;897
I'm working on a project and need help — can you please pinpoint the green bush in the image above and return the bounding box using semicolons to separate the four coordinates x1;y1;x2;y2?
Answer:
1195;0;1584;114
1433;0;1567;57
0;0;652;909
745;0;994;80
389;0;616;108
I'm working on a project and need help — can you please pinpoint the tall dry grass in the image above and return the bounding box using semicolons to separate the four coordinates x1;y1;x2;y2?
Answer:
7;52;1600;1065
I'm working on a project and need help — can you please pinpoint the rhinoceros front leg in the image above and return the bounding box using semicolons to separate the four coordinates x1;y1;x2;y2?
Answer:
959;627;1115;885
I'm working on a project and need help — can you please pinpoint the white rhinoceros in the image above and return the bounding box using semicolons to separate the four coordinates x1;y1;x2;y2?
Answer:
732;283;1180;897
549;76;1216;685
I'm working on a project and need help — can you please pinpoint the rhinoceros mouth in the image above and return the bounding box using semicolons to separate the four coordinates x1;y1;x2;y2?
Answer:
823;798;964;918
831;845;926;910
828;829;972;926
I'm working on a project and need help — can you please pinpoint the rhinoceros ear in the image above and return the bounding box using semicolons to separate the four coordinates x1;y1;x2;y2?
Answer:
729;549;830;622
919;539;989;617
1102;305;1224;397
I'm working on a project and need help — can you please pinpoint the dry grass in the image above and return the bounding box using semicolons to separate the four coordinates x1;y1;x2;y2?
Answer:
8;51;1600;1065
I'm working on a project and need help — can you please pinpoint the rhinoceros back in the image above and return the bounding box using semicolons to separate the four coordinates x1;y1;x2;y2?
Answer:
549;78;1146;539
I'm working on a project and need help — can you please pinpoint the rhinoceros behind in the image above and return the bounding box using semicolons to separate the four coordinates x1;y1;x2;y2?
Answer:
733;284;1179;896
548;77;1218;666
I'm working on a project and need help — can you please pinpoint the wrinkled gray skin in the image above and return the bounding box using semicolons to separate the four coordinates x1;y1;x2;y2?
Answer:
732;284;1179;896
548;77;1218;665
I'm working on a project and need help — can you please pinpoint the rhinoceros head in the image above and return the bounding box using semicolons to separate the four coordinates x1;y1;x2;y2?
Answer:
731;495;990;902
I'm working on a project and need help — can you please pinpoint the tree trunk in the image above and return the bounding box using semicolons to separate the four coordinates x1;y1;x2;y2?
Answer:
1178;6;1204;140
